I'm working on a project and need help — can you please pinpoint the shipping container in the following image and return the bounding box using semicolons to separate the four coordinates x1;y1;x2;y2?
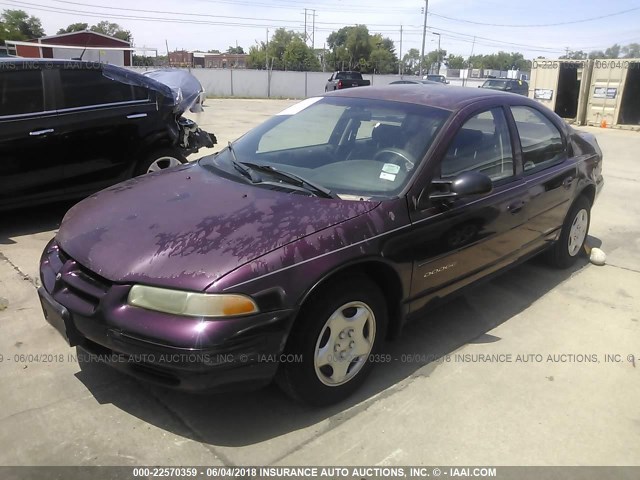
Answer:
585;59;640;129
528;59;593;125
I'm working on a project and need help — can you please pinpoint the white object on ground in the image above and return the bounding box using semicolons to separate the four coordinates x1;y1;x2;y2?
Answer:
589;247;606;266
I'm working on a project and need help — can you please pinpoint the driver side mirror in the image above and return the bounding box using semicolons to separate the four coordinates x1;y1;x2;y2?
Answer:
425;171;493;205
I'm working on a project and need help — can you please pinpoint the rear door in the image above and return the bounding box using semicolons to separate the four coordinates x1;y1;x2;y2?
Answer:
405;106;530;312
0;64;65;208
52;65;159;196
508;104;576;251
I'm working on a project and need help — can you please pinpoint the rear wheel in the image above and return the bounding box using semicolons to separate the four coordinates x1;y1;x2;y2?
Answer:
135;148;187;176
546;195;591;268
277;276;387;406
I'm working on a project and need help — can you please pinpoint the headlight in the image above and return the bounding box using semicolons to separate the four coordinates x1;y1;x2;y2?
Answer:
127;285;259;317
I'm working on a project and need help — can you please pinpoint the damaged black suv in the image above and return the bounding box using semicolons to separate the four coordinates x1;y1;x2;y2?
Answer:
0;58;215;211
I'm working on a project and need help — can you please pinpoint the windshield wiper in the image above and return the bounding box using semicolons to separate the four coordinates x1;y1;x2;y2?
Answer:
227;142;262;183
242;162;336;199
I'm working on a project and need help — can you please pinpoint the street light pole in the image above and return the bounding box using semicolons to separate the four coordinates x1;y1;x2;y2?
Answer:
433;32;441;74
419;0;429;77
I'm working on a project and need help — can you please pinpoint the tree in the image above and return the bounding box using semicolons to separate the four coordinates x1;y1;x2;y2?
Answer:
327;25;372;71
421;49;446;74
0;9;44;44
247;44;266;69
445;54;467;69
402;48;421;75
57;23;88;35
467;51;530;71
588;44;620;59
227;46;245;54
207;49;221;54
560;50;587;60
90;21;132;43
368;33;398;74
247;28;320;71
622;43;640;58
283;37;320;71
604;44;621;59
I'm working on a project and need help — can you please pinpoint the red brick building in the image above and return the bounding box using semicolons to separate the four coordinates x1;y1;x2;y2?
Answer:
168;50;194;67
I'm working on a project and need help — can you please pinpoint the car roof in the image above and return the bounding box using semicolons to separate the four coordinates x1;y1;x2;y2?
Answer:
325;84;532;111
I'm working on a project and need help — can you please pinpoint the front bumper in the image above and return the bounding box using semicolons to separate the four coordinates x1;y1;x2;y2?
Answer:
39;242;294;392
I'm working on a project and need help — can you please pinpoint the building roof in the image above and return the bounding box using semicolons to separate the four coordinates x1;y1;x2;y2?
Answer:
39;30;130;45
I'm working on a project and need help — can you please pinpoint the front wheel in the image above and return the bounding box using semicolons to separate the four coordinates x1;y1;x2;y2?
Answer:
546;195;591;268
135;148;187;176
277;276;388;406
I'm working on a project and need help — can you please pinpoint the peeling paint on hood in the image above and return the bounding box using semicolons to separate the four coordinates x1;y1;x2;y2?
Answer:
56;163;379;291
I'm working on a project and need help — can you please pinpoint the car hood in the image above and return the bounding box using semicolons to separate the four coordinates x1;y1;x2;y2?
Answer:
56;162;379;291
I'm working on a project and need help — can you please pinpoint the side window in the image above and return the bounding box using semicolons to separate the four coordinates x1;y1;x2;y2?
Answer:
441;108;514;182
59;69;148;109
511;106;566;173
0;69;44;116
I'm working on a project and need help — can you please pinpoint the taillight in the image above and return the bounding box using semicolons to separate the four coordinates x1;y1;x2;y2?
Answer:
337;80;343;89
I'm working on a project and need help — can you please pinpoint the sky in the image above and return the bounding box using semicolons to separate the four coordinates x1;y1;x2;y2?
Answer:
2;0;640;59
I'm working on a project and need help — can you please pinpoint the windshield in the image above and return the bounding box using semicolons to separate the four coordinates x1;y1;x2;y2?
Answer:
482;79;509;89
201;97;449;200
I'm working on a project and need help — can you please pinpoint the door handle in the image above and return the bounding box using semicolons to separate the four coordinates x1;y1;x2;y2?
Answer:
562;176;575;188
507;201;526;214
29;129;54;136
126;113;147;119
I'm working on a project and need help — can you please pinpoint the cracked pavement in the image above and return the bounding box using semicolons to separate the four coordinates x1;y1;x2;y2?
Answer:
0;100;639;466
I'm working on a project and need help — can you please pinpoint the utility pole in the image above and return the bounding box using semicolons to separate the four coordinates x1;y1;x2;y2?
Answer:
433;32;441;74
304;9;307;44
463;35;476;87
265;28;269;70
419;0;429;77
399;25;403;75
312;9;316;49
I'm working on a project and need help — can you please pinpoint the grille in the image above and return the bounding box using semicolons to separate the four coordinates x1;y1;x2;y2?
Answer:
56;248;112;316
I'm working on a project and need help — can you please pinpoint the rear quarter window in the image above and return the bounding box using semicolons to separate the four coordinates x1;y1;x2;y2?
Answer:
511;106;566;172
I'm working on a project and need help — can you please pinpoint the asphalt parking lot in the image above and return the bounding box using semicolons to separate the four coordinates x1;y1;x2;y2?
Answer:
0;99;639;467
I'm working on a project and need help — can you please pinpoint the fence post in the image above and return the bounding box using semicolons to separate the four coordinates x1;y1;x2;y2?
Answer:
230;68;234;97
305;71;308;98
267;69;271;98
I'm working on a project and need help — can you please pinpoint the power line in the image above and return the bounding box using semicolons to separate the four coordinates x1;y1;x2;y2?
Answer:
428;6;640;28
4;0;628;55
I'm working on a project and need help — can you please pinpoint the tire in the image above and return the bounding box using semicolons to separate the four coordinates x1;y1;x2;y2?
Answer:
135;148;187;176
546;195;591;269
277;276;388;406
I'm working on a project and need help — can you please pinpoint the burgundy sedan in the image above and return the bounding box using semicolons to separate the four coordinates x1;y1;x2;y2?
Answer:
39;85;603;405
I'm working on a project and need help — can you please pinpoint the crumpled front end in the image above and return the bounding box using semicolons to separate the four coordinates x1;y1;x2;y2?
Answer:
103;65;217;153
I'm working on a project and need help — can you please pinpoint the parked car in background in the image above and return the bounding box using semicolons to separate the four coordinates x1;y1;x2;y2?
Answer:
39;85;602;406
325;71;371;91
479;78;529;95
424;74;448;84
0;58;215;211
390;79;442;85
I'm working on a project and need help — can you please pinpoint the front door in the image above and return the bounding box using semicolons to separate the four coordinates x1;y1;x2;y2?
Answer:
405;107;530;312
